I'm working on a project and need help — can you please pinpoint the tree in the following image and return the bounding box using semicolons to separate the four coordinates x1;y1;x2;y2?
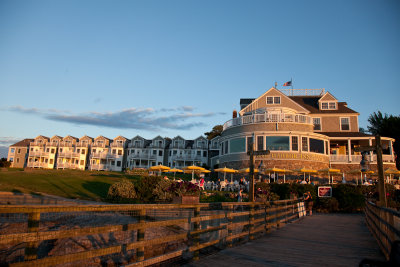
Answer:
204;125;223;140
0;158;11;168
367;111;400;169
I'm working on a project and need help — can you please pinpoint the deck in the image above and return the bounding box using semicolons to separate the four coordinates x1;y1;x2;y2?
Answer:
187;213;385;267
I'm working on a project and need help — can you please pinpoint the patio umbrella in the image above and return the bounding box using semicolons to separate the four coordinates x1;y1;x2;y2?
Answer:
292;167;317;183
214;167;238;182
183;165;205;180
281;169;293;183
318;168;341;184
149;165;170;176
238;168;260;173
264;167;285;183
385;168;400;184
164;168;183;179
348;169;375;184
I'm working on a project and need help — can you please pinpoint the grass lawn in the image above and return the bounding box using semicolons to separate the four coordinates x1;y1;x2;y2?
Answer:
0;168;142;202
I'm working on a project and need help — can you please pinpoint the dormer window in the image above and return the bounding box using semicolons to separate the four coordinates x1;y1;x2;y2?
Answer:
267;96;280;105
320;101;337;110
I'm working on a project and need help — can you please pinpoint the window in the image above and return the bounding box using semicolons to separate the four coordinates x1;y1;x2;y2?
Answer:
11;148;15;153
60;148;63;153
266;136;290;151
51;149;55;154
93;149;96;153
340;118;350;131
313;118;321;131
197;151;201;156
203;151;207;157
16;158;19;163
247;137;253;152
80;160;84;165
77;149;80;153
118;150;122;155
329;102;336;109
257;136;264;151
224;141;229;154
111;160;115;166
46;148;50;153
82;149;85;154
309;138;324;154
50;159;53;164
112;149;116;154
321;102;337;110
291;136;298;151
230;138;246;153
325;141;329;155
10;157;14;162
267;96;281;104
117;161;121;167
321;103;329;109
302;137;308;152
17;149;21;154
153;150;157;155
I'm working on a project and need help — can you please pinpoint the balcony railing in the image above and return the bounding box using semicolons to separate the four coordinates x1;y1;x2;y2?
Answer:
329;154;395;163
90;152;109;158
90;164;108;171
223;113;313;130
29;142;46;147
110;143;125;148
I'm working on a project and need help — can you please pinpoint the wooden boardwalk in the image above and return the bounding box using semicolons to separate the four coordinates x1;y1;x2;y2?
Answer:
187;213;385;267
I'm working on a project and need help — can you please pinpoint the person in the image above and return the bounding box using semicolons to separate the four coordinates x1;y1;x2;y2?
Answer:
304;191;313;216
237;188;243;202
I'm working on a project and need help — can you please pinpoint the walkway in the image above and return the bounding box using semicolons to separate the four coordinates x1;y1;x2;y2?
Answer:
187;213;385;267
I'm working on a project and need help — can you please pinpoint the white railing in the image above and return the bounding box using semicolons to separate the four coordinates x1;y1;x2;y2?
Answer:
90;164;108;171
329;154;394;163
279;88;325;96
330;155;349;162
90;152;109;158
223;113;313;130
110;143;125;148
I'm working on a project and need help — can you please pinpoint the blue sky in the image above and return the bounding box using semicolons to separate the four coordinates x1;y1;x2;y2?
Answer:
1;0;399;157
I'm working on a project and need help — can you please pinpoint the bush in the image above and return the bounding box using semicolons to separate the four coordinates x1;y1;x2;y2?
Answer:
107;179;136;202
200;191;236;202
135;176;173;203
332;184;365;212
168;181;200;197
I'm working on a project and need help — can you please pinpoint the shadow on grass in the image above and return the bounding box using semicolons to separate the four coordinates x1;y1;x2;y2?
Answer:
90;173;121;178
82;181;112;200
11;189;22;193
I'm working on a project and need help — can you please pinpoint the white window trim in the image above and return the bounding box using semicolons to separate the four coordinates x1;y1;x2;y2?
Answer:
313;117;322;131
256;135;264;151
266;96;281;105
301;136;309;152
340;117;351;131
291;135;299;151
320;101;338;110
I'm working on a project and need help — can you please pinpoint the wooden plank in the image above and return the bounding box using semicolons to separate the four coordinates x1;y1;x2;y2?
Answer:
125;249;185;267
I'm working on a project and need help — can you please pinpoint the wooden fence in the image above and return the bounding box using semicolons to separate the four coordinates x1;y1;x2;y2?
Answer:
0;199;304;266
364;201;400;259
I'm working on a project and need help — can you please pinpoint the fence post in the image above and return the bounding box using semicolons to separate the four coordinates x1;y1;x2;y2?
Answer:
193;205;201;260
249;203;255;240
227;204;233;247
137;208;146;262
25;211;40;261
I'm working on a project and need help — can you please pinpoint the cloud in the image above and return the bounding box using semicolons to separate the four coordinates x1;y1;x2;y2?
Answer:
0;137;25;146
5;105;226;132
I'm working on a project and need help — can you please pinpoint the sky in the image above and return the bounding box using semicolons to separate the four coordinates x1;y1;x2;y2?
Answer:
0;0;399;158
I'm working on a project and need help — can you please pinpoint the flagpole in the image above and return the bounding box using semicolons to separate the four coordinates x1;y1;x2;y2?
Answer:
291;77;293;90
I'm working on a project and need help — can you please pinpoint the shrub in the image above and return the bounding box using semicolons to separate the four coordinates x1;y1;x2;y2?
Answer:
332;184;365;212
316;197;339;213
107;179;136;202
135;176;174;203
168;181;200;197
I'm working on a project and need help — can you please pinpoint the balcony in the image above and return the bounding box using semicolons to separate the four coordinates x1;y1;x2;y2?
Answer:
90;164;108;171
110;143;125;148
30;142;46;147
76;142;89;147
223;113;313;130
90;152;109;158
329;154;395;163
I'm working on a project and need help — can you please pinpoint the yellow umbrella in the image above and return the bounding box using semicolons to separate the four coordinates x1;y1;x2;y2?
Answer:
149;165;170;176
292;167;317;183
384;168;399;184
183;165;205;179
318;168;341;184
264;167;285;183
238;168;260;173
348;169;374;185
164;168;183;179
214;167;238;181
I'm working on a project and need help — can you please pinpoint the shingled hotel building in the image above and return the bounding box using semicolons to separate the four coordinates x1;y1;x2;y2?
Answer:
8;87;396;176
215;87;396;174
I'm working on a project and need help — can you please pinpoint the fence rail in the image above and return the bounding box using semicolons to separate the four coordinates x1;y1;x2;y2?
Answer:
364;201;400;260
0;199;304;266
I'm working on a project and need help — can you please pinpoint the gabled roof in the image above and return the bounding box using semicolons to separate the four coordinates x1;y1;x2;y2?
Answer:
152;135;164;141
10;138;34;147
194;136;207;141
131;135;145;141
51;135;63;140
34;135;49;141
113;135;127;141
95;135;111;141
63;135;79;141
239;87;310;115
290;96;358;114
172;135;185;141
80;135;94;141
318;92;338;102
